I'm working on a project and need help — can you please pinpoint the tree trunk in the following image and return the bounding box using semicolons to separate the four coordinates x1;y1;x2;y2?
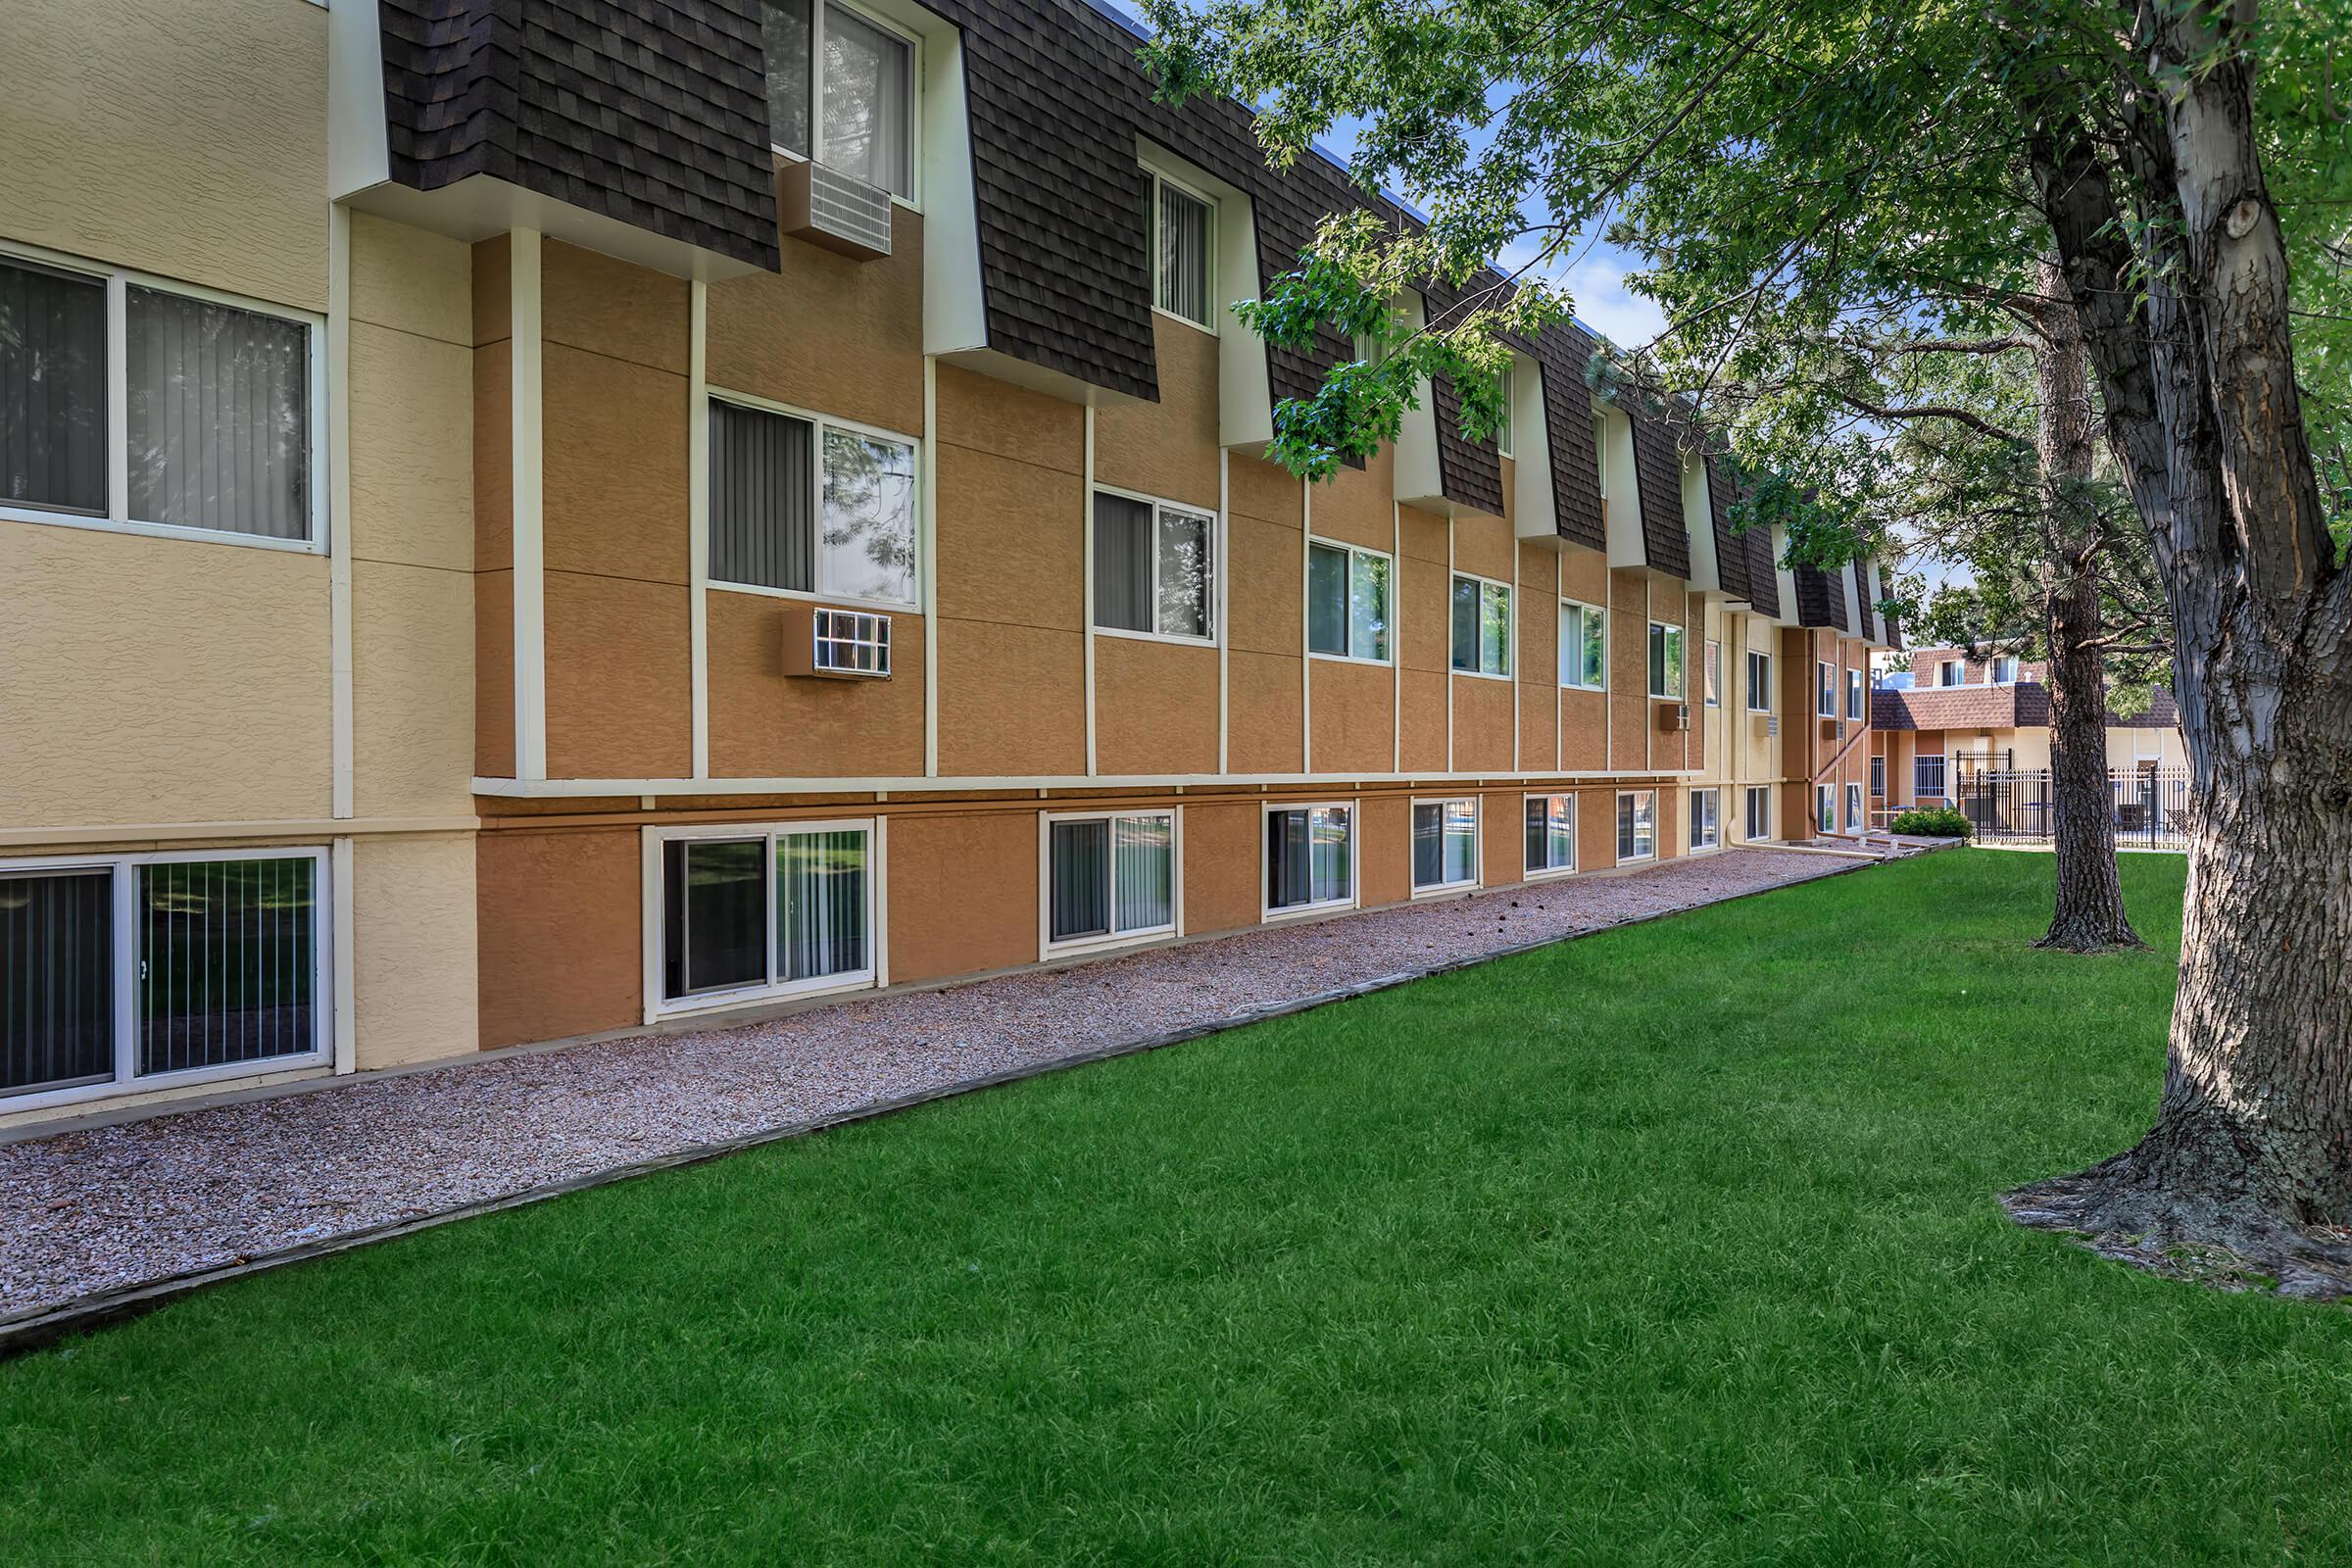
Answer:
2009;10;2352;1290
2030;266;2139;953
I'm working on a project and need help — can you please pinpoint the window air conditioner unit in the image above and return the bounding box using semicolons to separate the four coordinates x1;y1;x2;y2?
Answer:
1749;711;1775;740
776;159;892;261
1819;715;1840;740
1656;702;1690;733
785;606;892;679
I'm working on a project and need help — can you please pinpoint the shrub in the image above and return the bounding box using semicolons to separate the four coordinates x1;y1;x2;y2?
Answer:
1889;807;1973;838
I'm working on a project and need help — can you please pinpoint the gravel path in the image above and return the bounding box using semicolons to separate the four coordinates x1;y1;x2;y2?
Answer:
0;848;1861;1321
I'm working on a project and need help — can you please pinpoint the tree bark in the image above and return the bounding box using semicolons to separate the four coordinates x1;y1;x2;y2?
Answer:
2008;9;2352;1290
2030;261;2139;953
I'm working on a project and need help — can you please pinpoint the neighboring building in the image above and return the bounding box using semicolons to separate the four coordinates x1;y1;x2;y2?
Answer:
0;0;1895;1123
1871;647;2186;813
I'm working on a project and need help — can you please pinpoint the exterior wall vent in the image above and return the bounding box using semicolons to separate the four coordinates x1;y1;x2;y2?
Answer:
784;606;893;679
777;159;892;260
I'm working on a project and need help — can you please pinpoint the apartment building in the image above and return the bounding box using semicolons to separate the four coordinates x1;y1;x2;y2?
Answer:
0;0;1893;1122
1871;647;2185;811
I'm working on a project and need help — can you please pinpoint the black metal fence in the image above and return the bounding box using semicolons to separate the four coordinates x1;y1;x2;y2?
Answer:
1951;767;2193;850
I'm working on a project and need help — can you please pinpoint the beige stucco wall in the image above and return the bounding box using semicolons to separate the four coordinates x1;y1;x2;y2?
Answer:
350;215;478;819
0;0;328;311
0;526;334;826
353;832;481;1067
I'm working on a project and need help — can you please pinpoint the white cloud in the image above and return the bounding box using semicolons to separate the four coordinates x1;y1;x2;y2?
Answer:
1557;250;1668;349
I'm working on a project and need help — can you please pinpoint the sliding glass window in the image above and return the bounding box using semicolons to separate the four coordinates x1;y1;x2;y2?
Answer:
1;249;319;548
1525;795;1575;874
709;396;918;607
1266;805;1352;913
1306;540;1392;662
1411;800;1479;892
1047;811;1176;948
2;850;327;1108
659;823;874;1009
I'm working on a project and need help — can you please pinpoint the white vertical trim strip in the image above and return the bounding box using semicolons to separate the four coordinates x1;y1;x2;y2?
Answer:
1299;477;1312;772
1173;803;1188;938
1554;550;1564;773
1446;516;1456;773
1642;577;1653;772
327;203;356;820
922;354;940;777
1083;404;1098;777
871;813;891;987
510;229;548;781
1217;449;1230;775
330;836;357;1073
104;272;128;523
687;278;710;779
1392;501;1403;774
639;826;662;1026
1511;544;1522;772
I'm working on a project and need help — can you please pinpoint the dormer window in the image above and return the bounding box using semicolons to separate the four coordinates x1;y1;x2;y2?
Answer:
1989;656;2019;684
1146;170;1215;329
761;0;916;199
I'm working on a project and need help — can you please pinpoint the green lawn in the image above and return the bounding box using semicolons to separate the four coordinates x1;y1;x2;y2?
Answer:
8;850;2351;1565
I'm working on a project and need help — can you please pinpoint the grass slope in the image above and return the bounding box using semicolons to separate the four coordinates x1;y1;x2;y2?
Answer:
6;851;2349;1564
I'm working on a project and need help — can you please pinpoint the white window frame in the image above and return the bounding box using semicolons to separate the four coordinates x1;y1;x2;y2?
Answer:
705;388;923;612
1744;785;1772;842
1871;754;1886;797
1937;659;1965;687
1305;537;1395;664
1450;571;1513;680
1260;800;1359;920
1145;166;1218;334
1847;781;1865;832
0;237;327;555
1989;655;2020;684
0;846;332;1114
1689;787;1721;851
1816;783;1837;834
1745;649;1772;712
1523;792;1577;878
1817;660;1836;717
1038;808;1182;957
1647;621;1687;701
1845;666;1865;721
1093;482;1220;646
1559;599;1607;691
1409;796;1482;897
1615;790;1657;864
1703;638;1721;707
766;0;925;210
640;817;884;1021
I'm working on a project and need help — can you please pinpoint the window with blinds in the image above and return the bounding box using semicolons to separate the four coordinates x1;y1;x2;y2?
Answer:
1616;791;1656;862
659;823;874;1009
1265;805;1352;913
1525;795;1575;874
0;253;317;546
1559;602;1605;689
710;397;917;606
1152;173;1215;328
1411;800;1479;892
1094;490;1215;641
1306;541;1392;662
760;0;917;198
2;852;326;1105
1450;576;1511;676
1047;812;1175;947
